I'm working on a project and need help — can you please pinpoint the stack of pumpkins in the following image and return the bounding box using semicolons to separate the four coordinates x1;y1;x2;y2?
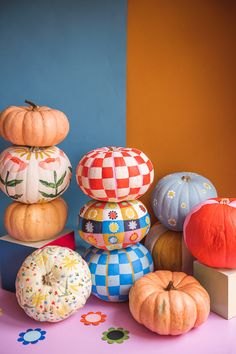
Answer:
145;172;217;272
76;146;154;301
0;100;72;242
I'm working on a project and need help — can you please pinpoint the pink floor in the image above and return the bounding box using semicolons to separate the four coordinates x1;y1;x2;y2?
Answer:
0;287;235;354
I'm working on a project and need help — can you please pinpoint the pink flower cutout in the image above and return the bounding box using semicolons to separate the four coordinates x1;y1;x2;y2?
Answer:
39;157;61;170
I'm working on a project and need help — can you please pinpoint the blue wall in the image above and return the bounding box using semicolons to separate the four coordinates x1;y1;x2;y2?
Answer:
0;0;127;248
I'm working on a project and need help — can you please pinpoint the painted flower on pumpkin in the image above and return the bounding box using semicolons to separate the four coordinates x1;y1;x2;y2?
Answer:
80;311;107;326
85;221;94;233
125;208;135;219
168;218;177;227
88;209;98;219
1;153;28;172
203;182;211;190
39;157;61;170
109;222;119;233
153;198;158;207
62;255;79;270
181;202;187;209
108;211;118;220
108;236;118;244
128;220;137;230
167;190;175;199
17;328;46;345
145;216;150;225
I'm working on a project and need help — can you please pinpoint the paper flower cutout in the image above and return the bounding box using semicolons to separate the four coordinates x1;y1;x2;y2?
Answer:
17;328;46;345
80;311;107;326
101;327;129;344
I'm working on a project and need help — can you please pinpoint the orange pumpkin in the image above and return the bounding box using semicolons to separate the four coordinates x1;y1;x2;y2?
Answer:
129;270;210;335
4;198;68;241
0;100;69;146
145;222;194;273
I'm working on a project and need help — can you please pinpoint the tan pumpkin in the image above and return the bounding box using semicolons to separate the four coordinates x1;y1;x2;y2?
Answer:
0;100;69;146
4;198;68;241
145;222;194;273
129;270;210;336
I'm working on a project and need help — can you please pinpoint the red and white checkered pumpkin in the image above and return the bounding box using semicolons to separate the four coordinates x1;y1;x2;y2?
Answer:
76;147;154;202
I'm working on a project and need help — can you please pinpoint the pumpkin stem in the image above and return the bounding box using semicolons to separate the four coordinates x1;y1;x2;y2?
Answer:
181;175;191;182
165;281;176;291
42;273;52;287
25;99;39;110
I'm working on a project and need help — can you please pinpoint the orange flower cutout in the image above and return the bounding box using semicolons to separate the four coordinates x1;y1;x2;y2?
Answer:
80;311;107;326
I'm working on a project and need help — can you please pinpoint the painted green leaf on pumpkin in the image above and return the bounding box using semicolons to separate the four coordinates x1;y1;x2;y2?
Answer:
6;179;23;187
9;193;23;200
39;180;56;188
39;191;57;199
56;171;67;187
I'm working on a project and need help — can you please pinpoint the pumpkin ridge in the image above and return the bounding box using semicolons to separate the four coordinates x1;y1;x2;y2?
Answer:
47;110;59;146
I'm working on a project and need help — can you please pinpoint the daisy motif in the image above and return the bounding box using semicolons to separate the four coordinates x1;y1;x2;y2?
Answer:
85;221;94;233
181;202;187;209
128;220;137;230
167;190;175;199
145;216;150;225
168;218;177;227
109;222;119;233
80;311;107;326
203;183;211;190
108;211;118;220
17;328;46;345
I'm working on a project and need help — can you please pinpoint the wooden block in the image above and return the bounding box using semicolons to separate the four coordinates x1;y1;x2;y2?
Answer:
193;260;236;319
0;229;75;292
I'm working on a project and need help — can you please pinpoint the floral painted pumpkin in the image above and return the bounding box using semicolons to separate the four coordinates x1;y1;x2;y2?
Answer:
145;222;193;273
129;270;210;335
0;100;69;147
4;198;68;241
84;243;153;302
79;199;150;250
0;146;72;203
184;198;236;268
16;246;92;322
152;172;217;231
76;146;154;202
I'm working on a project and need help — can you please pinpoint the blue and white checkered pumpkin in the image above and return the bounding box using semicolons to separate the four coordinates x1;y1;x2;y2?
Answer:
84;243;153;302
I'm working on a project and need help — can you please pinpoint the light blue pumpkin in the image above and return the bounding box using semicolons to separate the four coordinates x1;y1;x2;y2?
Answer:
84;243;153;302
152;172;217;231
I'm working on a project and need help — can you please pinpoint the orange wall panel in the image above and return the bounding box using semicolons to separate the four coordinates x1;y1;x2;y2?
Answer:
127;0;236;218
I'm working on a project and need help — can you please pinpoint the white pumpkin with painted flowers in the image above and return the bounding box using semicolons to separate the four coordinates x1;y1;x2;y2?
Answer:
0;146;72;203
16;246;92;322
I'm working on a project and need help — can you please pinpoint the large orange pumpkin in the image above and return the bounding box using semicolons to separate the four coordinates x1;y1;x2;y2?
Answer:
184;198;236;268
129;270;210;335
0;100;69;146
145;222;193;273
4;198;68;241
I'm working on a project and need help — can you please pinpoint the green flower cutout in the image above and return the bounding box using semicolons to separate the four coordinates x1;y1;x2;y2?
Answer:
101;327;129;344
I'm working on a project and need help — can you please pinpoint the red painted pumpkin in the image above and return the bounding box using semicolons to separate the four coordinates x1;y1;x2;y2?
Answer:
76;146;154;202
0;100;69;147
129;270;210;335
184;198;236;268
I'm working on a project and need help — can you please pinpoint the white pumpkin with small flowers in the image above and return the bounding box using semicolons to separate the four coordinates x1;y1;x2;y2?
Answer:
16;246;92;322
0;146;72;203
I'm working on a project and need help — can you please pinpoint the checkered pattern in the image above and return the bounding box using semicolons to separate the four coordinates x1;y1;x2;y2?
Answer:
84;243;153;302
76;147;154;202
